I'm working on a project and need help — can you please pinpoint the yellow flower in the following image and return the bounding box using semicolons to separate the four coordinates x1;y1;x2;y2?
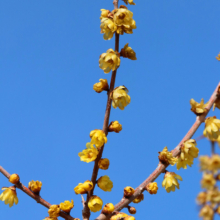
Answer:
217;206;220;215
162;172;182;193
28;180;42;193
120;43;137;60
88;195;103;212
199;155;211;171
124;217;135;220
190;98;208;116
98;158;110;170
132;193;144;203
93;79;109;93
99;49;120;73
113;7;136;35
209;154;220;173
203;116;220;141
109;121;122;133
123;0;136;5
90;129;107;148
199;205;214;220
176;139;199;170
124;186;135;197
9;174;20;184
216;53;220;61
0;186;18;207
207;188;220;206
102;203;115;215
97;176;113;192
111;86;131;110
110;213;128;220
128;206;136;214
201;173;216;190
158;146;178;166
196;192;207;205
146;182;158;194
74;180;93;194
59;200;74;213
100;18;117;40
48;205;60;218
100;9;111;20
78;143;99;163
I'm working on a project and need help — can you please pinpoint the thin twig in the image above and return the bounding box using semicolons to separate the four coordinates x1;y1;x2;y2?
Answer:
211;141;215;155
95;82;220;220
0;166;77;220
82;1;120;220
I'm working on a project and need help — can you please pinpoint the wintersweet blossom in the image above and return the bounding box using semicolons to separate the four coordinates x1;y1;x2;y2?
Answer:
132;193;144;203
123;0;136;5
9;174;20;184
102;203;115;215
88;196;103;212
109;121;122;133
100;9;111;20
216;53;220;61
196;192;207;205
124;217;135;220
90;129;107;148
100;18;117;40
48;205;60;218
74;180;93;194
162;172;182;193
28;180;42;193
110;213;128;220
59;200;74;213
99;49;120;73
201;173;216;190
158;146;177;166
97;176;113;192
203;116;220;141
199;155;211;171
209;154;220;173
206;188;220;206
124;186;135;197
176;139;199;170
111;86;131;110
0;186;18;207
120;43;137;60
98;158;110;170
93;79;109;93
78;143;99;163
199;205;214;220
43;217;58;220
146;182;158;194
190;98;208;115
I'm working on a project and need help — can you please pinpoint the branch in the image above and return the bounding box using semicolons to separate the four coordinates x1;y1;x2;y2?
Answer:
82;1;120;220
0;166;77;220
95;82;220;220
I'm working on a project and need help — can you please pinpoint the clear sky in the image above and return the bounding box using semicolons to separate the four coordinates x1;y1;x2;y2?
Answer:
0;0;220;220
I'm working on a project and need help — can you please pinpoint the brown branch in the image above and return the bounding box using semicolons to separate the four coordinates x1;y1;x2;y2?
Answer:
0;166;77;220
95;82;220;220
211;141;215;155
82;1;120;220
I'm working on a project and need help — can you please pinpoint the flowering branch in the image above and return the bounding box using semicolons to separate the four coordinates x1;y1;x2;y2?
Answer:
95;82;220;220
82;1;120;220
0;166;77;220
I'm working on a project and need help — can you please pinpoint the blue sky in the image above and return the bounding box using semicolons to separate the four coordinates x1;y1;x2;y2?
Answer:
0;0;220;219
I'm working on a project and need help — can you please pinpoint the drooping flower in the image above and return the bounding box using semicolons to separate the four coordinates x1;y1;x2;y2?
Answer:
88;195;103;212
108;121;122;133
201;173;216;190
102;203;115;215
176;139;199;170
110;213;128;220
48;205;60;218
120;43;137;60
59;200;74;213
162;172;182;193
209;154;220;173
99;49;120;73
90;129;107;148
146;182;158;194
203;116;220;141
110;86;131;110
132;193;144;203
93;79;109;93
9;174;20;184
100;18;117;40
196;192;207;205
97;176;113;192
158;147;178;166
206;188;220;206
190;98;208;116
124;186;135;197
28;180;42;193
123;0;136;5
199;155;211;171
74;180;93;194
98;158;110;170
199;205;214;220
78;143;99;163
216;53;220;61
0;186;18;207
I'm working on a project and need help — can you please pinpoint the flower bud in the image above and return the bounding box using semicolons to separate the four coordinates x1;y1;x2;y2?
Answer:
48;205;60;218
74;180;93;194
88;196;103;212
102;203;114;215
146;182;158;194
97;176;113;192
128;206;136;214
93;79;109;93
59;200;74;213
9;174;20;184
190;98;208;116
120;43;137;60
110;213;128;220
124;216;135;220
28;180;42;194
124;186;135;197
98;158;110;170
109;121;122;133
